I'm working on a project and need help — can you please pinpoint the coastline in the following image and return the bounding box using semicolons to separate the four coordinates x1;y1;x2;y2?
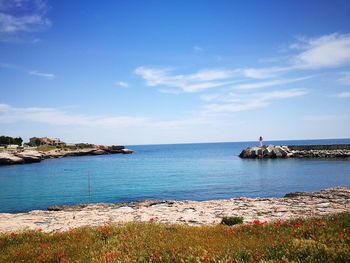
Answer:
0;187;349;233
0;145;133;166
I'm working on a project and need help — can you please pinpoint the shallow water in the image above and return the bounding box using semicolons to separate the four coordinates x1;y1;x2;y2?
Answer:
0;139;349;213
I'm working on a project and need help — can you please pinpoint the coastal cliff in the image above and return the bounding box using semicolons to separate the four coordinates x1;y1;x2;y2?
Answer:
0;145;133;166
239;144;350;159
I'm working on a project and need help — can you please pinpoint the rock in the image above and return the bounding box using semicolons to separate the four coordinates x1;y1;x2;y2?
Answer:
284;191;305;198
91;149;107;155
239;144;350;159
122;148;133;154
0;152;25;165
14;150;43;163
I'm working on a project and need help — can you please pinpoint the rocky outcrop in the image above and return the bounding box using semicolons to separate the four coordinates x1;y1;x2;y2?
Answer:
0;152;25;165
0;187;349;232
239;144;350;159
0;145;133;166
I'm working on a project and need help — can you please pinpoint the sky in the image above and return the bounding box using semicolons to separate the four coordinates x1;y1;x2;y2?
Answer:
1;0;350;145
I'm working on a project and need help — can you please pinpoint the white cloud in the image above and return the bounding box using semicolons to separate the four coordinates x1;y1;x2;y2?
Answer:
203;89;308;113
193;46;203;52
115;81;129;88
29;70;55;79
0;0;50;41
0;104;148;127
338;71;350;85
292;33;350;69
0;13;50;33
241;67;289;79
135;67;240;93
232;76;312;90
336;92;350;98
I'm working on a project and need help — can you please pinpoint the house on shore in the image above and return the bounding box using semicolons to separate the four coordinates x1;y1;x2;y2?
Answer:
29;137;65;146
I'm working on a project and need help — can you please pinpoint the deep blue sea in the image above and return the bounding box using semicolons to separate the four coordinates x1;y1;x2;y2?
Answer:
0;139;350;213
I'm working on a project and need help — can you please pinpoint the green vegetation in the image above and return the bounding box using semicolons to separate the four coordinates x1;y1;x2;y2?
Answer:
36;143;95;152
0;136;23;146
36;145;59;152
0;213;349;262
27;137;43;147
221;216;243;226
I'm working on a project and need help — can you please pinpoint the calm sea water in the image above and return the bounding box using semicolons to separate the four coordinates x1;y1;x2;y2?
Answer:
0;139;350;213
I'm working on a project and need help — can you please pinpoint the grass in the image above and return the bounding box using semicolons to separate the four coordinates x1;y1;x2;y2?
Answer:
0;213;349;263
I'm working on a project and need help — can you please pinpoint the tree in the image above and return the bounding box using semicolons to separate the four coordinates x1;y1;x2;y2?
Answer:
0;136;23;146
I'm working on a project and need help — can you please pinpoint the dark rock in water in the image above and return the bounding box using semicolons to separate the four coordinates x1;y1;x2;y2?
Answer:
48;204;88;211
284;191;305;198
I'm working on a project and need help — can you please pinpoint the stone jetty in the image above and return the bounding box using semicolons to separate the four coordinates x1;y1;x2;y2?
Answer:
0;187;348;233
239;144;350;159
0;145;133;166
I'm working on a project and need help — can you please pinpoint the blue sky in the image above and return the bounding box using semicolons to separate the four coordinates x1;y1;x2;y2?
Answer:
1;0;350;145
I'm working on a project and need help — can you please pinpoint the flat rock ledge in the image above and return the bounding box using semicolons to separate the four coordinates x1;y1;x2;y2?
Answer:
0;187;349;233
0;146;133;166
239;144;350;159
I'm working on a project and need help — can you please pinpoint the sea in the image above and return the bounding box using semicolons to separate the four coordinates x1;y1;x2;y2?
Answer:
0;139;350;213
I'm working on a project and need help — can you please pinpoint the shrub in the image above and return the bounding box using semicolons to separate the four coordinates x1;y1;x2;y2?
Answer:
221;216;244;226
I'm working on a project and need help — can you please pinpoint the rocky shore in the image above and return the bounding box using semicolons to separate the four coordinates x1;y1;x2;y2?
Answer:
0;145;133;166
239;144;350;159
0;187;349;233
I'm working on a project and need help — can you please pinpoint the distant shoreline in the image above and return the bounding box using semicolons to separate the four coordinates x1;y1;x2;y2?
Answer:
0;187;349;233
0;145;133;166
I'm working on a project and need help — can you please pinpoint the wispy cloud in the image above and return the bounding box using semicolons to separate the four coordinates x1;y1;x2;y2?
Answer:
1;61;55;79
0;103;148;127
338;71;350;85
203;89;308;114
193;46;204;52
335;92;350;98
0;0;50;41
232;76;312;90
291;33;350;69
29;70;55;79
114;81;129;88
135;67;241;93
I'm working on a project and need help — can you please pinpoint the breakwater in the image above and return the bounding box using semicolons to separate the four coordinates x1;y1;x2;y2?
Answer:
288;144;350;151
239;144;350;159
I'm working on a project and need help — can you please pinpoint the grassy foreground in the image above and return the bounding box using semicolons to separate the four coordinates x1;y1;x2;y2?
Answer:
0;213;349;263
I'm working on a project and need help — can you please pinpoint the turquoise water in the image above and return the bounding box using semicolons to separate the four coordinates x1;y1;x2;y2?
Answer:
0;139;350;213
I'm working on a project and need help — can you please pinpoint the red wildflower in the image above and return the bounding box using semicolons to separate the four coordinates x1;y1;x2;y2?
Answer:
105;252;119;261
171;246;177;252
253;220;266;226
10;232;17;238
57;252;65;261
37;228;43;232
203;255;209;262
339;233;345;238
151;252;157;261
294;220;302;228
274;219;281;227
15;251;21;257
